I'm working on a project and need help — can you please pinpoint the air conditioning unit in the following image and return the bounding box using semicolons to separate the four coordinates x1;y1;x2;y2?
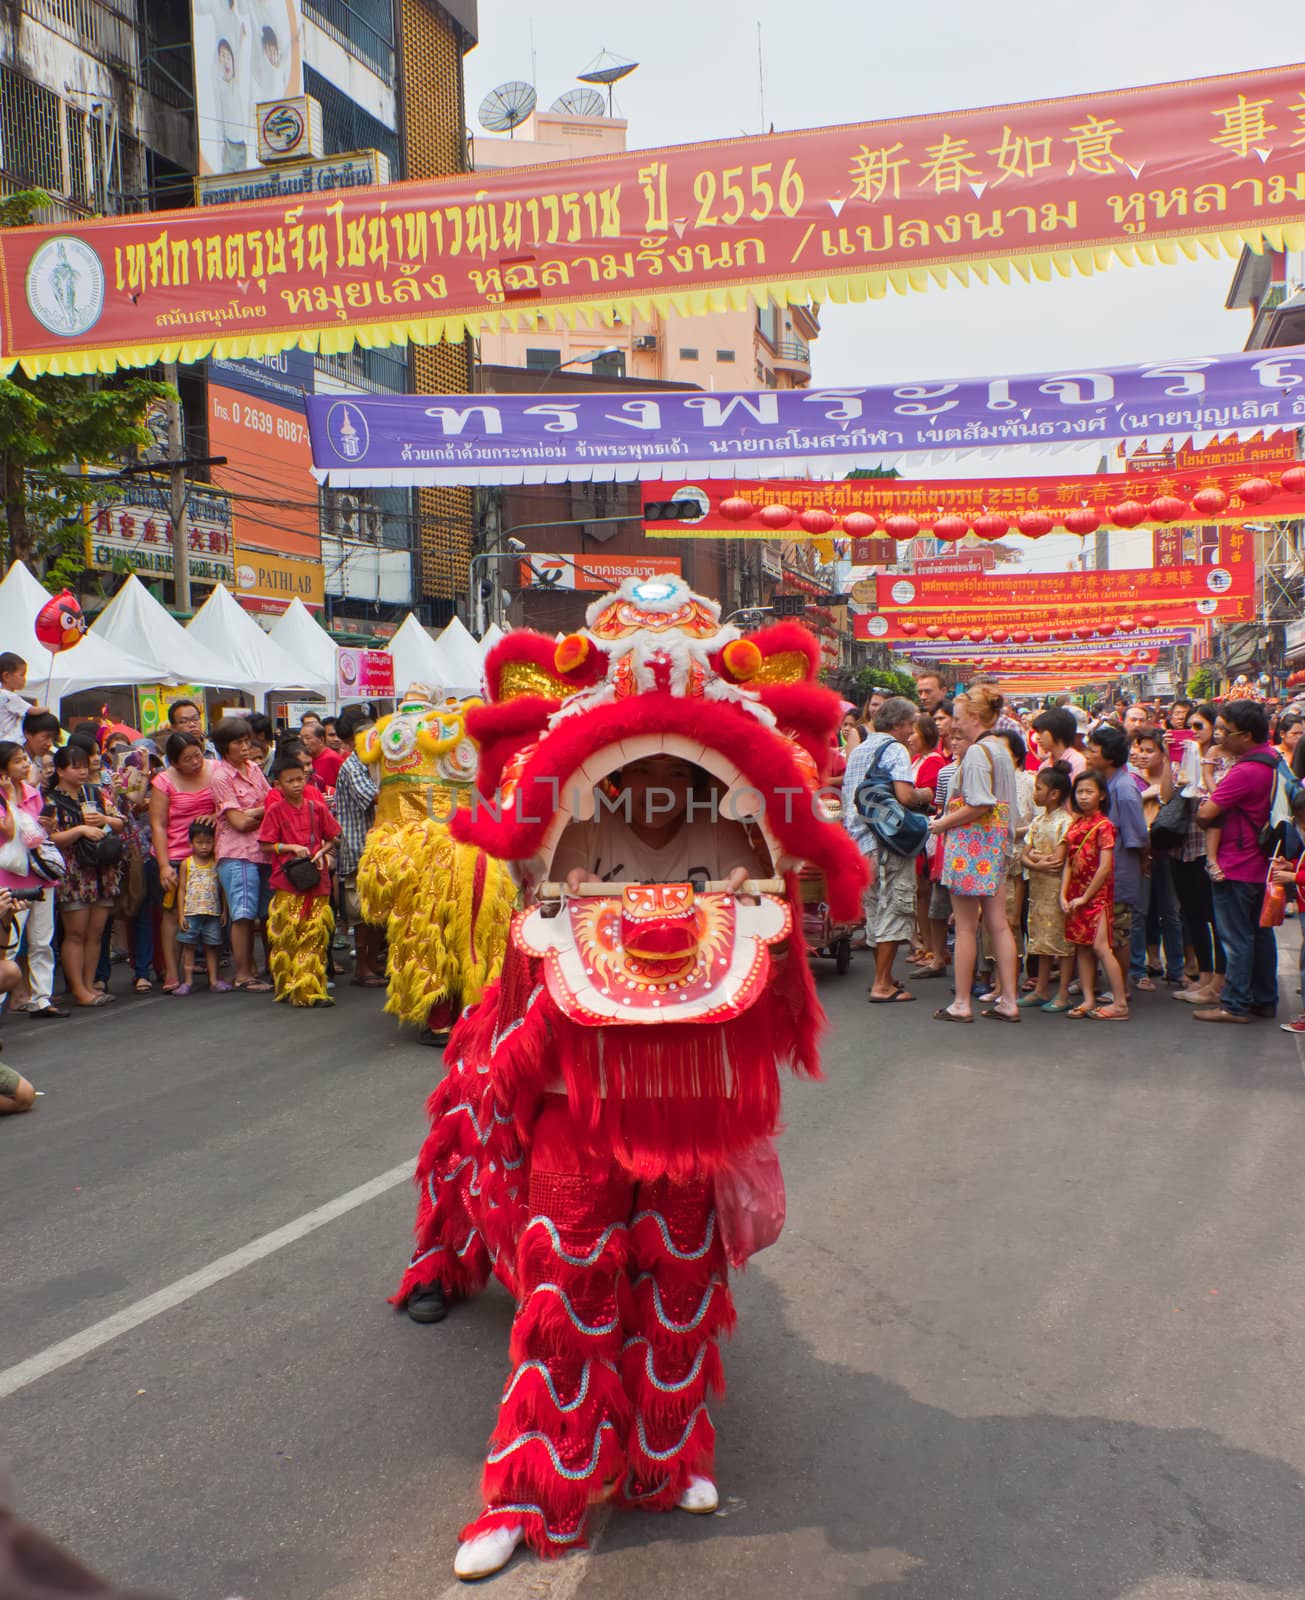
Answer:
633;334;658;352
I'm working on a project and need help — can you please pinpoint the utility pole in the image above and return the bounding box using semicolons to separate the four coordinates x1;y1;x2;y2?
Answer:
164;363;189;611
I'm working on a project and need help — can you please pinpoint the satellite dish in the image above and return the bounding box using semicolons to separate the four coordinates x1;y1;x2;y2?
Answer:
576;49;638;113
550;87;606;118
478;80;537;136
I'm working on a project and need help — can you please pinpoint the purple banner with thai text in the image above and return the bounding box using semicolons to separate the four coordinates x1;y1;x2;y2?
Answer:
307;345;1305;487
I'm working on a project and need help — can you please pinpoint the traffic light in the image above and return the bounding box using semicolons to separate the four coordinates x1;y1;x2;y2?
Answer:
643;498;706;521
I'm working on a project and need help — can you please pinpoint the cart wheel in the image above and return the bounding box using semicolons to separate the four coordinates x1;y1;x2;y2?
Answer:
834;936;852;975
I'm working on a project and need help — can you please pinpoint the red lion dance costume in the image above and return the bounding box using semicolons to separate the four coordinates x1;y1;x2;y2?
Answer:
393;577;866;1579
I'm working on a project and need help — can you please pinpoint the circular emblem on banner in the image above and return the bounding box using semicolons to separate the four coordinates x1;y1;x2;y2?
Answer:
1196;596;1218;615
25;237;105;338
261;102;305;155
327;401;369;462
890;579;916;605
863;615;889;638
1206;567;1232;594
236;563;257;591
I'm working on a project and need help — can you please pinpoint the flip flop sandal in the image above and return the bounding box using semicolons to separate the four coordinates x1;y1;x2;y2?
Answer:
133;978;153;993
868;990;915;1003
932;1007;973;1023
1016;993;1050;1007
981;1007;1021;1023
1088;1006;1130;1021
234;979;274;992
1041;1000;1073;1013
1066;1004;1094;1018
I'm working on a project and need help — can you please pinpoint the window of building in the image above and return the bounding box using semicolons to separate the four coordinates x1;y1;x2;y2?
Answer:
756;304;782;347
305;66;400;169
591;350;626;378
679;348;700;361
304;0;396;81
716;349;736;363
526;348;561;371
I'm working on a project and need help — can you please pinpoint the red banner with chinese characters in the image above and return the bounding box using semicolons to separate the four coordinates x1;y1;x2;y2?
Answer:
644;464;1303;542
7;64;1305;376
855;597;1250;640
874;560;1254;610
1120;431;1297;471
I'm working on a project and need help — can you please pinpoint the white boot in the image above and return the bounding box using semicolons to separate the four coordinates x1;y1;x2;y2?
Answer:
676;1476;719;1514
453;1524;524;1580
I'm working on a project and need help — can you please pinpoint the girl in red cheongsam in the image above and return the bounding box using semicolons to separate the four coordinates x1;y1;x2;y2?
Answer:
1061;771;1128;1021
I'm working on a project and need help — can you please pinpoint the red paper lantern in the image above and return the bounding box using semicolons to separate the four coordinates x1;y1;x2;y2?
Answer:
1108;500;1147;528
946;627;964;641
842;510;879;537
925;624;942;638
884;514;920;540
1191;486;1229;516
966;630;984;641
1139;611;1159;628
798;507;836;536
1064;507;1100;536
759;503;794;529
1017;511;1054;538
1118;616;1136;631
1237;477;1274;505
718;496;756;522
1281;465;1305;495
1011;630;1029;643
1147;495;1188;523
901;620;919;636
973;512;1011;540
990;629;1009;643
932;514;969;542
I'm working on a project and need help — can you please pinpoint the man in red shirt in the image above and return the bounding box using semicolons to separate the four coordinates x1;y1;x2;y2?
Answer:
258;754;341;1006
301;720;344;792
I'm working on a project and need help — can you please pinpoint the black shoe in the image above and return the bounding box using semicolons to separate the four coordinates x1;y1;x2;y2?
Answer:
406;1284;448;1324
419;1029;451;1048
1250;1004;1279;1018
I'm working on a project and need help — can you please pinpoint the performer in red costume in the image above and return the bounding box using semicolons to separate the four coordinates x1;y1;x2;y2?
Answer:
392;577;866;1580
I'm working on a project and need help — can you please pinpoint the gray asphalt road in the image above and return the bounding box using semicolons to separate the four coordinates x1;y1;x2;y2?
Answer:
6;944;1305;1600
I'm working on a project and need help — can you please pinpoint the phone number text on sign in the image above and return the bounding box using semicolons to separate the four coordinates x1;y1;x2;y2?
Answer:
216;395;308;447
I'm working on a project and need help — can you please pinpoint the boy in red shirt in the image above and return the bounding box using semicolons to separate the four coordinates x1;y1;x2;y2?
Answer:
258;754;341;1007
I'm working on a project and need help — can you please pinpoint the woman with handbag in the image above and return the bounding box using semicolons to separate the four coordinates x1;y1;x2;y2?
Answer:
40;743;126;1007
149;732;217;994
0;740;50;1005
928;686;1021;1024
1170;704;1227;1007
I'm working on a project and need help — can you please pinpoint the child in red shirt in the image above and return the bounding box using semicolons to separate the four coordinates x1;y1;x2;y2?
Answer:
258;755;340;1006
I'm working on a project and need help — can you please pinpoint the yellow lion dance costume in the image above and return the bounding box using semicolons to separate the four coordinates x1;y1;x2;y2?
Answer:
355;685;517;1041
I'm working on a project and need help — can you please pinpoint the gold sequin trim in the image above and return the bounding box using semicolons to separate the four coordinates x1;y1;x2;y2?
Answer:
498;661;568;702
753;650;812;685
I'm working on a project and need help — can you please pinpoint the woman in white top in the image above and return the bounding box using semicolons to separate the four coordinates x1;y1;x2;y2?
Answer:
928;686;1021;1023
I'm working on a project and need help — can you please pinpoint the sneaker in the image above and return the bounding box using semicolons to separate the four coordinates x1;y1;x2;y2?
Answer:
1281;1015;1305;1034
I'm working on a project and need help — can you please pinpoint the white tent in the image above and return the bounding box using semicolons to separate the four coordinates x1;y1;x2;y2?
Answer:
91;573;234;689
480;621;505;657
386;613;450;698
0;562;157;707
435;615;486;695
267;598;338;690
187;583;329;704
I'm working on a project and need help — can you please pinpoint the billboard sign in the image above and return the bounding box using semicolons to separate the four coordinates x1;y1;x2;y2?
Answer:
191;0;303;179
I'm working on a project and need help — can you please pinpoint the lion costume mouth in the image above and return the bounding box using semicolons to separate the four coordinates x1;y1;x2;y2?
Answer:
448;576;867;922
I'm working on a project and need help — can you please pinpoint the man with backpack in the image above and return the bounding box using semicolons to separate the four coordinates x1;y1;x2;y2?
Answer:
1195;701;1281;1024
841;695;933;1005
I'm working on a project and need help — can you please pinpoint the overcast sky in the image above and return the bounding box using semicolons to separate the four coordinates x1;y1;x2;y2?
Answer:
464;4;1305;571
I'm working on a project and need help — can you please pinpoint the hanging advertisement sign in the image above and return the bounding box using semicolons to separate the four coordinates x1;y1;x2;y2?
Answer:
8;63;1305;377
208;383;319;561
305;347;1305;487
873;560;1255;611
1119;430;1296;471
642;461;1305;540
190;0;303;180
855;596;1252;640
85;481;235;584
518;552;683;591
336;648;394;700
233;546;325;613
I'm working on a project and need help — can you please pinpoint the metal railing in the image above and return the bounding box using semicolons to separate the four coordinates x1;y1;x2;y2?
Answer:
315;345;410;396
25;0;138;68
304;0;395;81
771;339;811;364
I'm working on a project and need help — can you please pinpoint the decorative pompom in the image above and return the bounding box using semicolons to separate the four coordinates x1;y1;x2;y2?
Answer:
721;638;762;681
554;633;590;675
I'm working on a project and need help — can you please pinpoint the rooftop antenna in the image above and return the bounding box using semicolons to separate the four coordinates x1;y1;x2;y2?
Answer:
478;80;537;137
576;48;638;116
550;87;606;118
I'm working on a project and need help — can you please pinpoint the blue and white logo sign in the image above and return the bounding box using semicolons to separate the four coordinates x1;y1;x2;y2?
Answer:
326;401;369;462
25;237;105;338
1206;567;1233;594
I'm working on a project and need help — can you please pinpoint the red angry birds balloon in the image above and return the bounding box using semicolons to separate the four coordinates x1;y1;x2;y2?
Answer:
35;589;86;654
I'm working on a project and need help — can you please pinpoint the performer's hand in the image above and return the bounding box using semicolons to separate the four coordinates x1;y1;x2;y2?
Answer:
564;867;587;895
726;864;758;904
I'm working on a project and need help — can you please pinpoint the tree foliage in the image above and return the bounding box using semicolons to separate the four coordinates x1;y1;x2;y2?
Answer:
851;664;920;706
0;190;174;585
1186;664;1221;702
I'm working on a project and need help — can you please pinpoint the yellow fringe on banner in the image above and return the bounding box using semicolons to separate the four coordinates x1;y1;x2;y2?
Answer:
9;221;1305;378
356;820;516;1029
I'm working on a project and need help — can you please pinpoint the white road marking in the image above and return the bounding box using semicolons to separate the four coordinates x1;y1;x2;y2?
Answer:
0;1160;414;1403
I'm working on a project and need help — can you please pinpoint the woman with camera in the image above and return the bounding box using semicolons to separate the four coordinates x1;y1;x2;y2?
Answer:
41;743;126;1007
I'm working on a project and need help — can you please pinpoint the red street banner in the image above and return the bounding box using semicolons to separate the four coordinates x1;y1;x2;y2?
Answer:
874;560;1254;610
855;597;1251;640
1120;430;1297;471
643;463;1304;541
7;64;1305;376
